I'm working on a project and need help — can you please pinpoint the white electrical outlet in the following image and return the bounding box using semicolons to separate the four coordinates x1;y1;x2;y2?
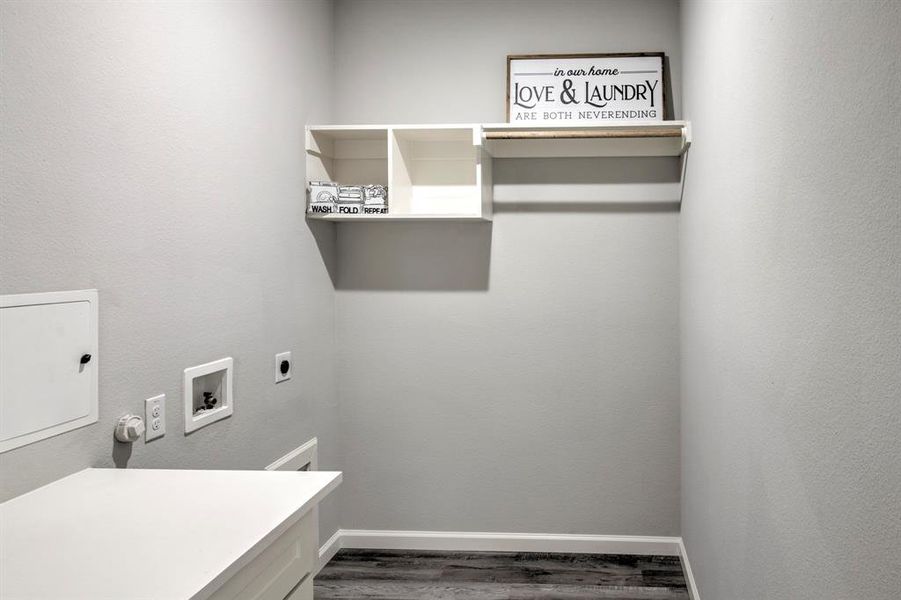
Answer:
275;351;292;383
144;394;166;441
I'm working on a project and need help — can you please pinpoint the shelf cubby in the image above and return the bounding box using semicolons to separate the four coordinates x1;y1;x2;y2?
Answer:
306;126;389;188
390;126;485;219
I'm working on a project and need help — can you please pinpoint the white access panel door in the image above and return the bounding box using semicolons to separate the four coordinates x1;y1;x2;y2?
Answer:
0;290;98;453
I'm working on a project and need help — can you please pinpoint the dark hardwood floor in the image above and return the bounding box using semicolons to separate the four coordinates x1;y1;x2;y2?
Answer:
315;549;689;599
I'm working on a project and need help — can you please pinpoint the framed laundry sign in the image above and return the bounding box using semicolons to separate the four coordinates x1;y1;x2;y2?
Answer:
506;52;667;124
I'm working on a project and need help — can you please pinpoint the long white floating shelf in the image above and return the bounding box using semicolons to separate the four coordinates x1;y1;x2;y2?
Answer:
481;121;690;158
304;121;689;222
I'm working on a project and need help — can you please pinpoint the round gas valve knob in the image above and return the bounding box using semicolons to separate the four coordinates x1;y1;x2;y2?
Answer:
115;414;145;443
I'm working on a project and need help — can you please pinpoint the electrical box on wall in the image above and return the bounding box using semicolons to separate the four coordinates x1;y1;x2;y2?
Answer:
0;290;99;453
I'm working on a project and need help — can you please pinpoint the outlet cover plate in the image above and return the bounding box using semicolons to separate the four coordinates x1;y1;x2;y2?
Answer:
275;351;292;383
144;394;165;442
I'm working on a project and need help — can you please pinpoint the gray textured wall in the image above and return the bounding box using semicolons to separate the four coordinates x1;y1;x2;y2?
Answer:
0;0;343;542
680;1;901;598
333;0;683;535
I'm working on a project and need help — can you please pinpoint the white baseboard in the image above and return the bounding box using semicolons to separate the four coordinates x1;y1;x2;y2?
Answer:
678;538;701;600
318;529;698;594
317;529;701;600
317;529;343;574
265;437;318;472
319;529;681;562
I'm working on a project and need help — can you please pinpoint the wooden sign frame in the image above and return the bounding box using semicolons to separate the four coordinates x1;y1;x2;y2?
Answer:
506;52;668;123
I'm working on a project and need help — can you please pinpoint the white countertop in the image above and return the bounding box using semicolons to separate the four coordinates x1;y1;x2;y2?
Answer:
0;468;342;600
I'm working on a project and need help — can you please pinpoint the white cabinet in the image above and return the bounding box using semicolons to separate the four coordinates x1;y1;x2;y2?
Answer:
0;469;342;600
208;511;317;600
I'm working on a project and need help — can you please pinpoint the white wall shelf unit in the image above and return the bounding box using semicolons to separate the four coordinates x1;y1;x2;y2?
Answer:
305;121;689;221
305;125;492;222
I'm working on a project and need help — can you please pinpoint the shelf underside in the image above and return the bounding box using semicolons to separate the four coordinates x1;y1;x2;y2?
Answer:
305;213;488;222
